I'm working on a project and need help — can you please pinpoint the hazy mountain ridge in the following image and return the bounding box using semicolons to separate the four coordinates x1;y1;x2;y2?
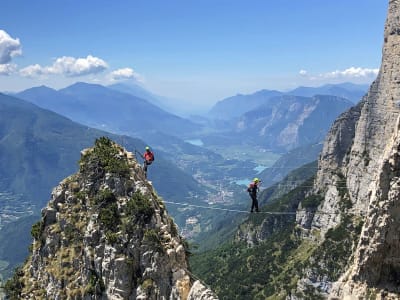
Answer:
204;94;353;152
108;82;182;115
258;143;322;186
288;82;369;102
208;89;283;120
17;82;201;139
236;94;353;151
208;82;368;121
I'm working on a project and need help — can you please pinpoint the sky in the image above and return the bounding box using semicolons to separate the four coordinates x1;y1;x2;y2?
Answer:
0;0;389;112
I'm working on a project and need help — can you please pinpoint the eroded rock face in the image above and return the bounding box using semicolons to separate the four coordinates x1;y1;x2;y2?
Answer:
294;0;400;298
17;138;217;300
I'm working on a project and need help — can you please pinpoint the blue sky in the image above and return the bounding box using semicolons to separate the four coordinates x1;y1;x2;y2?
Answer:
0;0;388;111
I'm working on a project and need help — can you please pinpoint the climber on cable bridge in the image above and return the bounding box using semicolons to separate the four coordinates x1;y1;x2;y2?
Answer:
247;178;261;213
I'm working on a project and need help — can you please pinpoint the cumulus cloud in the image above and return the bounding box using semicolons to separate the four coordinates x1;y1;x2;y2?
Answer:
299;69;307;76
0;30;22;64
20;55;108;78
111;68;135;80
110;67;142;82
0;63;17;75
320;67;379;79
48;55;108;77
19;64;46;78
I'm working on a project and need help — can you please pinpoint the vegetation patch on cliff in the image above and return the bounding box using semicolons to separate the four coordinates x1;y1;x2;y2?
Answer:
305;214;363;281
79;136;130;177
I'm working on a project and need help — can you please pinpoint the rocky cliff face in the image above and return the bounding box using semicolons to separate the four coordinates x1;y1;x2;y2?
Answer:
295;0;400;298
11;137;217;300
236;95;353;151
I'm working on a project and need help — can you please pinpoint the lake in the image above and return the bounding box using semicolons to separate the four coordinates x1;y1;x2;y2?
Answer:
234;165;266;186
254;165;267;173
184;139;204;146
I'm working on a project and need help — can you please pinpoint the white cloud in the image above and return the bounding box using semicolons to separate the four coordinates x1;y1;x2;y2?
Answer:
0;63;17;75
48;55;108;77
321;67;379;79
110;68;137;80
109;67;143;83
19;64;46;78
0;30;22;64
299;69;307;76
19;55;108;78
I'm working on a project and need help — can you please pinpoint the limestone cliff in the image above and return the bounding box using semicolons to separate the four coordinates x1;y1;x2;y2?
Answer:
8;137;217;299
295;0;400;298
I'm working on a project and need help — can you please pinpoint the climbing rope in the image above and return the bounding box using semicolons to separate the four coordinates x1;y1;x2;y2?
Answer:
163;200;367;216
163;200;295;214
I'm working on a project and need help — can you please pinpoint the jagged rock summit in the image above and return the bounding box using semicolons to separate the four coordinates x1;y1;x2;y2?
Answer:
294;0;400;299
10;137;217;299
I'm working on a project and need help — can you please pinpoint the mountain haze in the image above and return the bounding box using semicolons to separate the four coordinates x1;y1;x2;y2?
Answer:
208;89;283;120
208;83;368;121
288;82;369;103
108;83;183;115
17;82;201;139
258;143;322;186
230;94;353;151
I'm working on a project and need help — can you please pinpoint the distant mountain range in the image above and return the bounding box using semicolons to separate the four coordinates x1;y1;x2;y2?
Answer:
208;89;283;120
108;82;177;113
258;143;322;186
237;95;354;150
203;94;353;152
287;82;369;101
16;82;201;140
208;82;368;120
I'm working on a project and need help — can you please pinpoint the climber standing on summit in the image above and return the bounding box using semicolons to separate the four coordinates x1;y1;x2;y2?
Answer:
247;178;260;213
142;146;154;178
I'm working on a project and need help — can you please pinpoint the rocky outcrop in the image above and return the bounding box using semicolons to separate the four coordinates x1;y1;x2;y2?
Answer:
294;0;400;298
13;137;217;299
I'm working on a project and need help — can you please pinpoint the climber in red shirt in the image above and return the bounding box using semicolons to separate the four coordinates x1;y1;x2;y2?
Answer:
142;146;154;178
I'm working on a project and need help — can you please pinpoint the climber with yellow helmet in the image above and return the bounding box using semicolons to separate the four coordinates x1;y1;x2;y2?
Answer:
247;178;260;213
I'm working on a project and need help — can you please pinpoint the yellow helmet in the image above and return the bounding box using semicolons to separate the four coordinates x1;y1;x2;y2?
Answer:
253;178;259;182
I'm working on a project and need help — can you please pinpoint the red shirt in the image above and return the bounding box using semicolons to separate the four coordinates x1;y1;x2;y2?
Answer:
144;150;154;162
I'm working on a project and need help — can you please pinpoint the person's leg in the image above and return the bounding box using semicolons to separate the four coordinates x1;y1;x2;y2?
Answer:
143;161;148;177
250;194;256;212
